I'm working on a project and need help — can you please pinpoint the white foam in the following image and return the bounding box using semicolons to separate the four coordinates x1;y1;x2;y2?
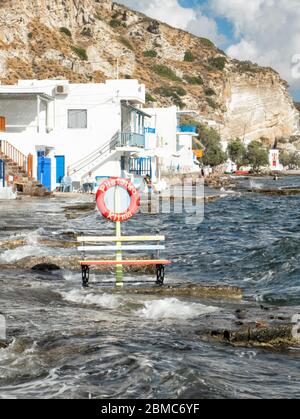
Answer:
136;298;218;320
0;245;49;262
61;289;121;309
0;187;16;200
250;180;263;190
26;228;46;245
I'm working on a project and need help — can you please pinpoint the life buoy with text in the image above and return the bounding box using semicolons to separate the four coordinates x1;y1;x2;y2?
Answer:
96;177;140;222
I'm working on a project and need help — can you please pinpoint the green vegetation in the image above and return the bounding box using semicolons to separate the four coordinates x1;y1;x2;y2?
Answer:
154;86;185;108
236;60;260;73
184;51;195;62
179;115;199;126
208;56;227;71
228;139;247;169
246;141;269;172
173;86;187;96
184;75;204;85
177;119;227;167
71;46;88;61
27;32;33;39
154;86;186;97
280;151;300;169
112;12;120;19
228;139;269;172
59;27;72;37
143;50;158;58
119;36;134;51
200;126;227;167
205;87;216;96
110;19;121;28
153;65;182;82
146;93;156;102
200;38;215;48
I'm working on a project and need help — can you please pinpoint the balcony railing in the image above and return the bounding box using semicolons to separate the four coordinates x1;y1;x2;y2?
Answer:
0;139;28;172
118;132;145;148
177;125;197;134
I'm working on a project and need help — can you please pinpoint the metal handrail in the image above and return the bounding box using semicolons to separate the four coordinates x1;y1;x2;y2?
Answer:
68;131;146;177
68;131;120;176
0;139;28;173
119;132;145;147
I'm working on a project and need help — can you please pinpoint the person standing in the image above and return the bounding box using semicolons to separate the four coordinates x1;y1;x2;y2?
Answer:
83;172;95;194
61;172;73;192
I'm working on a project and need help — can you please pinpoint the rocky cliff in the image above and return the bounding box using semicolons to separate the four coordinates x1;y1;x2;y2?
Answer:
0;0;299;143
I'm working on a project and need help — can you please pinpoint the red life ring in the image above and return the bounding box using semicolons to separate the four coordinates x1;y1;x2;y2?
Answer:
96;177;140;222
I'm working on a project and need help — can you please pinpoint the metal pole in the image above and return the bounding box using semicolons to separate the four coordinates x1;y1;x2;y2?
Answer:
115;185;123;287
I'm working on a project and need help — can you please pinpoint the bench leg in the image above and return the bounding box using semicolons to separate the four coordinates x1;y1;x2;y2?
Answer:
82;265;90;288
156;264;165;286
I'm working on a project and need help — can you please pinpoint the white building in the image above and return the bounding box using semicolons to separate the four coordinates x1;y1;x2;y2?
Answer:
0;79;149;190
269;149;283;171
143;106;200;174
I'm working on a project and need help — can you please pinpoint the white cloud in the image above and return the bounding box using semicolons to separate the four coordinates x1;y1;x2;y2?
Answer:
120;0;225;44
121;0;300;97
211;0;300;96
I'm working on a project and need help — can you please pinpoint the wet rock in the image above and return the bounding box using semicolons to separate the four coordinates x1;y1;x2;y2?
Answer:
0;340;7;349
235;309;247;319
60;231;77;239
63;203;95;212
63;202;96;219
260;304;271;311
115;284;243;300
205;175;236;190
0;238;26;250
0;237;77;250
249;188;300;195
201;319;299;348
31;263;61;272
218;324;297;348
0;255;157;273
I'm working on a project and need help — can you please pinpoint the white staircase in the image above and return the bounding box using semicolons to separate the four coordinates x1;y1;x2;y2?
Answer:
68;131;120;181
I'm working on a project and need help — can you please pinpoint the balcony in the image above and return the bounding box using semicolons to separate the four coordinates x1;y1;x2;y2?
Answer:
118;132;145;148
177;125;197;134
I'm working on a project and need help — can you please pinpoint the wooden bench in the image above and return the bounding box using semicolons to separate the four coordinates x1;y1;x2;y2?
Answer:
78;236;171;287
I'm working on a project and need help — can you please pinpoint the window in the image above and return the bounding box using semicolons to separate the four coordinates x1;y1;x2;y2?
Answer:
68;109;87;129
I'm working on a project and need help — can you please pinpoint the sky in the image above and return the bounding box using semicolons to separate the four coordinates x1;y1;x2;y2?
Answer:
121;0;300;101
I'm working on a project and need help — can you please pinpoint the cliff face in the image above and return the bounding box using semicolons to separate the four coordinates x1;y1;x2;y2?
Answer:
222;68;300;144
0;0;299;143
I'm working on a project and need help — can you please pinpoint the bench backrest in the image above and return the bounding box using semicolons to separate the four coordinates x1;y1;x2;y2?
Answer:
77;236;166;252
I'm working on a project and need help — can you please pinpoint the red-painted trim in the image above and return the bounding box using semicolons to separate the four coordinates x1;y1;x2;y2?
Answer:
80;260;172;266
96;177;140;222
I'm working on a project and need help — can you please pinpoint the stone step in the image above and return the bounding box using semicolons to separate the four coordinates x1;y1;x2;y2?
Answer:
1;154;51;197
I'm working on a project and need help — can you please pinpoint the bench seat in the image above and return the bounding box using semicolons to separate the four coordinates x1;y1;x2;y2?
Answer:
80;260;171;266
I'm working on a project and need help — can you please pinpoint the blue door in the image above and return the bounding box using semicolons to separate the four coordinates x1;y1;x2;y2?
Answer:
37;152;51;191
0;159;5;187
55;156;65;184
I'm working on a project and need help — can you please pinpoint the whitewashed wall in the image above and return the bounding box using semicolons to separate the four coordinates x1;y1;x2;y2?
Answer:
0;79;145;189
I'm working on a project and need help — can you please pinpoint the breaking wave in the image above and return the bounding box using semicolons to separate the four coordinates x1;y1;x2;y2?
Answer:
135;298;218;320
60;289;122;309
